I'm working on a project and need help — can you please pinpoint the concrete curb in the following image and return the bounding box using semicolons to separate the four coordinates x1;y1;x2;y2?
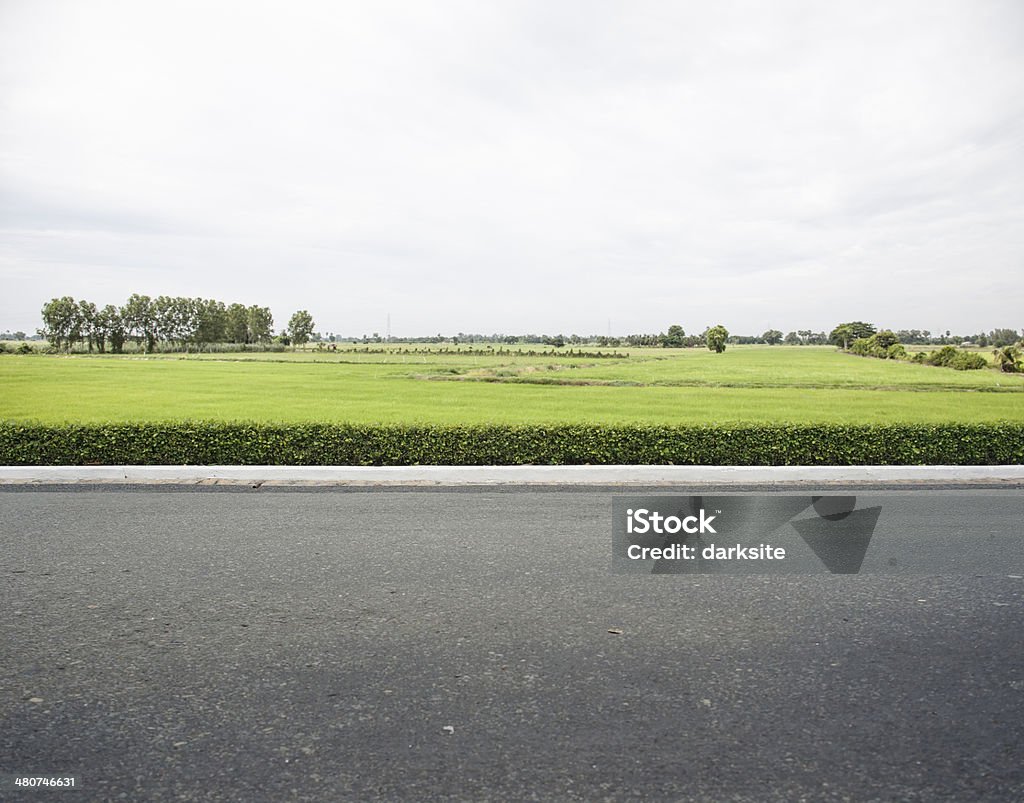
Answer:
2;465;1024;485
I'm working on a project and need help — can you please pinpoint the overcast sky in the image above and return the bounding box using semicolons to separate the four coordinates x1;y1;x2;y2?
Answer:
1;0;1022;337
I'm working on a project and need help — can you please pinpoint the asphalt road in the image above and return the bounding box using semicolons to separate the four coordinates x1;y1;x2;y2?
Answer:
2;486;1023;802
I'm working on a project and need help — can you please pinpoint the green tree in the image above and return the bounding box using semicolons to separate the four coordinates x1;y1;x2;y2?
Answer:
122;294;158;353
706;325;729;353
287;310;315;347
171;297;198;347
762;329;783;345
193;299;227;348
39;296;82;351
92;305;111;353
78;299;99;352
830;321;876;349
225;303;249;343
663;324;685;347
990;328;1021;348
97;304;126;353
246;305;274;343
830;324;854;349
153;295;178;347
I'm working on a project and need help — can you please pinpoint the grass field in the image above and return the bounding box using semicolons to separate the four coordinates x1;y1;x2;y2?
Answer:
2;345;1022;425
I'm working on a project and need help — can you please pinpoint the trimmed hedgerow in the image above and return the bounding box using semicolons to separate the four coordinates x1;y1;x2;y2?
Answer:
0;421;1022;465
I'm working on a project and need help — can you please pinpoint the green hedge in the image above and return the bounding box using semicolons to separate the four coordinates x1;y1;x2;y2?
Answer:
1;421;1022;465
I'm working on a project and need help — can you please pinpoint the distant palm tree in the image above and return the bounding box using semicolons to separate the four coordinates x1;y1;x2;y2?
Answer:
991;345;1022;373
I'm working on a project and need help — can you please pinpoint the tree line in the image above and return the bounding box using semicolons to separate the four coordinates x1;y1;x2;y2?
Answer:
828;323;1021;349
829;321;1022;373
39;295;284;353
27;300;1020;357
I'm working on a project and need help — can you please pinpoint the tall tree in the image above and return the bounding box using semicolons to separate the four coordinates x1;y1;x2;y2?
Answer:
122;294;158;353
287;310;315;346
662;324;686;347
153;296;179;347
78;299;98;352
172;297;199;346
246;305;274;343
225;303;249;343
96;304;126;353
830;321;876;349
193;299;227;347
39;296;82;351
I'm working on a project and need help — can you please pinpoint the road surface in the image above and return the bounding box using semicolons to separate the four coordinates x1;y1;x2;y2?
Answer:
2;485;1023;801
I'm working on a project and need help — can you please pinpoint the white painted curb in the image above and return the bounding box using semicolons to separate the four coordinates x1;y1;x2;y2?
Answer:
1;465;1023;485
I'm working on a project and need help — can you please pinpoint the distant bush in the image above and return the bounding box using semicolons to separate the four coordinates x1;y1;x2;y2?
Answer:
948;351;988;371
849;340;987;372
1;422;1022;466
992;346;1022;373
924;345;958;367
849;338;873;357
849;333;903;359
873;330;899;351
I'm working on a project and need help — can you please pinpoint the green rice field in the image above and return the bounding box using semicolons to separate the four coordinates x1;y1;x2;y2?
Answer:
1;345;1022;425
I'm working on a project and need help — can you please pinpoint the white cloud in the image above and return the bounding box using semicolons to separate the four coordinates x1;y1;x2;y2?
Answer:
2;0;1022;336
